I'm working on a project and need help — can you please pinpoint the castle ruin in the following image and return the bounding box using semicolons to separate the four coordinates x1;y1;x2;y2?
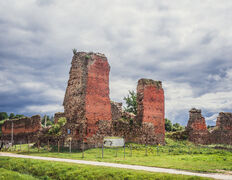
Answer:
60;52;165;147
1;115;42;144
186;108;232;145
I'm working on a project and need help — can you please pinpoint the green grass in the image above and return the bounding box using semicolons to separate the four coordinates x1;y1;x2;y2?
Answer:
0;157;211;180
0;168;38;180
3;138;232;173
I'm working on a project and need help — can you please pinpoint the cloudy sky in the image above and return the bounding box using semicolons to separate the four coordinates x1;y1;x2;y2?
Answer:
0;0;232;125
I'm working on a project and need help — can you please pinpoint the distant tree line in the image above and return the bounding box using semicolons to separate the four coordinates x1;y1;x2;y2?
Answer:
0;112;25;121
0;112;54;127
41;115;54;127
123;90;184;132
165;118;184;132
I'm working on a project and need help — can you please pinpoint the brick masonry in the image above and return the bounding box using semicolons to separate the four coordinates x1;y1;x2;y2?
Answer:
186;109;232;145
1;115;42;144
210;112;232;145
60;52;166;147
62;52;112;145
136;79;165;144
186;108;210;144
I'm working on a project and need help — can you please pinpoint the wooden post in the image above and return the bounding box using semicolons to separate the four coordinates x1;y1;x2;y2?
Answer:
69;140;71;153
115;148;118;157
124;144;125;159
102;144;104;158
28;140;30;153
130;145;132;157
48;140;50;151
58;140;60;153
38;140;40;152
82;141;84;158
20;142;21;151
145;144;148;156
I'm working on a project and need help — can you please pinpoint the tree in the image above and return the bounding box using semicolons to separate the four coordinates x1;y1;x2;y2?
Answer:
165;118;173;131
49;117;67;136
9;113;15;119
123;90;137;115
14;114;24;119
72;48;77;55
172;123;184;131
42;115;54;127
0;112;8;120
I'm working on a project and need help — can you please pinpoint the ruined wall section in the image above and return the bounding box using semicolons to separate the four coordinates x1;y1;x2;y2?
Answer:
63;52;88;124
1;115;41;144
63;52;112;145
85;53;112;138
211;112;232;145
186;108;210;144
111;101;123;121
136;79;165;144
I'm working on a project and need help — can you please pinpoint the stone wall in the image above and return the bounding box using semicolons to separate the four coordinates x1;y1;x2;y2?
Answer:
109;79;165;145
210;112;232;145
111;101;123;121
186;108;210;144
62;52;112;145
136;79;165;144
186;109;232;145
1;115;42;144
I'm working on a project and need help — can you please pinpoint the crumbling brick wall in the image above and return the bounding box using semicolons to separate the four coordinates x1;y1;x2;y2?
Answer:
1;115;42;144
186;108;210;144
111;101;123;121
110;79;165;145
63;52;112;145
210;112;232;145
136;79;165;144
186;109;232;145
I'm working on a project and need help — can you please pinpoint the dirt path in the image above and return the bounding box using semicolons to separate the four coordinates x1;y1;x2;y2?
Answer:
0;152;231;180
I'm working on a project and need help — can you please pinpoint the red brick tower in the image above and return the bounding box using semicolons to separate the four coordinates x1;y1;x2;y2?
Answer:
63;52;112;142
186;108;209;144
136;79;165;144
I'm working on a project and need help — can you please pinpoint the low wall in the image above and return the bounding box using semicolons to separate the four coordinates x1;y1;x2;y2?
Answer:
1;115;42;144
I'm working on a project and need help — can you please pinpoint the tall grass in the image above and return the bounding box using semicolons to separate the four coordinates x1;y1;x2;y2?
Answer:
2;138;232;173
0;157;212;180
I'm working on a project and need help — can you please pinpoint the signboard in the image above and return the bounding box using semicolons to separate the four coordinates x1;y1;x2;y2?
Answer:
103;137;124;147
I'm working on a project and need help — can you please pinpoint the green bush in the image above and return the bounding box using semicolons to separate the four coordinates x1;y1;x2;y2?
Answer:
49;117;66;136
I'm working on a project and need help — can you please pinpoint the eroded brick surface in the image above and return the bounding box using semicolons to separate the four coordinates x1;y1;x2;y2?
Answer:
211;112;232;145
62;52;112;144
85;54;112;137
1;115;41;144
186;108;210;144
136;79;165;144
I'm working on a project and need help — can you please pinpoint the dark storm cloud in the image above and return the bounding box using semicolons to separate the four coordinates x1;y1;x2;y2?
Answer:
0;0;232;125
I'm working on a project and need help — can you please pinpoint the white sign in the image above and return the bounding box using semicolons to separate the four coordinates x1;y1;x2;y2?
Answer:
103;137;124;147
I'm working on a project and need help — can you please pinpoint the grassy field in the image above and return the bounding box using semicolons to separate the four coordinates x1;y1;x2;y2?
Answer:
0;157;212;180
3;138;232;173
0;168;37;180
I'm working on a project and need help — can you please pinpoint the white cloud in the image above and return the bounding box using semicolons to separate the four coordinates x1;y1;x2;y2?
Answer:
0;0;232;122
23;104;63;114
205;113;218;122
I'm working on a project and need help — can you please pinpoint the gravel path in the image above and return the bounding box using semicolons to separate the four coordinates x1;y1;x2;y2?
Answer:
0;152;231;180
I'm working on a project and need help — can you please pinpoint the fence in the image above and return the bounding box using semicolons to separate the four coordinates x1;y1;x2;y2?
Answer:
1;140;230;158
